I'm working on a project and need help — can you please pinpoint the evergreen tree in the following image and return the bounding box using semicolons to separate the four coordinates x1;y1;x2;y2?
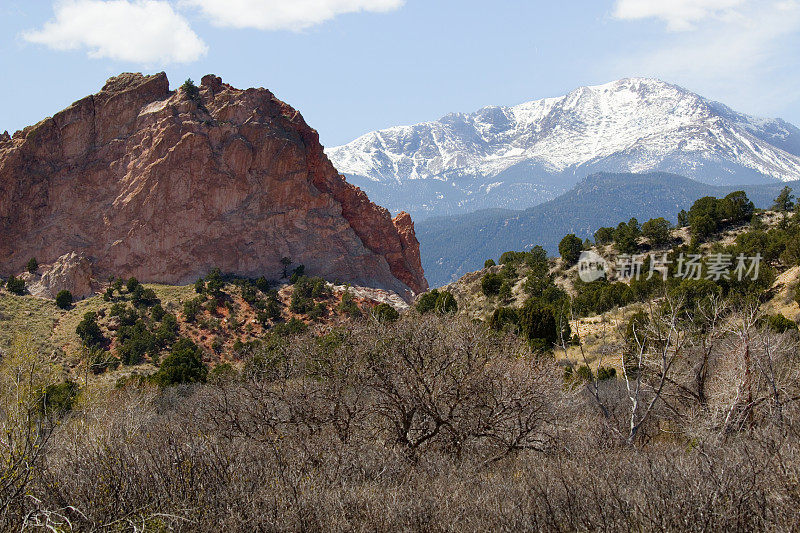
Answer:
558;234;583;265
153;338;208;386
55;290;73;310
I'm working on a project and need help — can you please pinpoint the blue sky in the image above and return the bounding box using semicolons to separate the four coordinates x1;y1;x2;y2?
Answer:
1;0;799;147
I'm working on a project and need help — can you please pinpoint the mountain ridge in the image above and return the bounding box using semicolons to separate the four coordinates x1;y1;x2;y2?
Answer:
417;172;800;286
328;78;800;219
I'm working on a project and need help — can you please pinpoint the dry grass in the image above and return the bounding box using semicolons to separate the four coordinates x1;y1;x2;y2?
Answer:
0;291;60;355
763;265;800;322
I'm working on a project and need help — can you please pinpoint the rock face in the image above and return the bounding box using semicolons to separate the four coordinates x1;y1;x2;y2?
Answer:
0;73;427;298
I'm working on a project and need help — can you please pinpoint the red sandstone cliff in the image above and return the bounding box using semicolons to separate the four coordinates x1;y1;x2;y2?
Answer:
0;73;427;297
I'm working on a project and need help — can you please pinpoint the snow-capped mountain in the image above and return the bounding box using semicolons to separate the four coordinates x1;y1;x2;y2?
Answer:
327;78;800;219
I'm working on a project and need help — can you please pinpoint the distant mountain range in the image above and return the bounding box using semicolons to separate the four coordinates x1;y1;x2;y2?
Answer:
328;78;800;220
417;172;799;287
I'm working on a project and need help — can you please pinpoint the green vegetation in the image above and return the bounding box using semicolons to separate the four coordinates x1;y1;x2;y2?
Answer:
416;289;458;315
594;226;615;245
773;186;795;222
26;257;38;274
766;313;798;334
481;271;503;296
518;298;557;350
40;380;79;418
180;78;201;103
76;312;105;349
687;191;755;242
613;218;641;254
55;290;73;310
280;257;292;278
6;276;25;295
558;234;583;265
641;217;672;248
338;290;362;318
373;303;400;323
152;338;207;386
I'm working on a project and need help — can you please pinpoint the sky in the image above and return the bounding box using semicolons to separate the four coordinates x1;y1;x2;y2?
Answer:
1;0;799;147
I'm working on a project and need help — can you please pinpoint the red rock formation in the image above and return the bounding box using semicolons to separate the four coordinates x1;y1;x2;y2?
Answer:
0;73;427;298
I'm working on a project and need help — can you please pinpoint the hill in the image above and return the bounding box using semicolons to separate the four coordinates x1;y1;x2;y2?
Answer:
0;72;427;298
417;172;800;286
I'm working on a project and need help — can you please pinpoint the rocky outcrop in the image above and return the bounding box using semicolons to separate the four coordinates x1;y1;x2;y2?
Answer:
0;73;427;298
22;252;95;300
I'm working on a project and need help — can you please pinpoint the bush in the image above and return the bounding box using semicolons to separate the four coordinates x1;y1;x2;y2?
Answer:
273;317;308;336
151;303;166;322
641;217;672;248
125;277;141;293
308;302;328;320
208;363;237;383
183;297;204;322
772;186;795;215
688;196;724;241
289;265;306;284
181;78;200;103
205;268;224;296
558;234;583;266
131;287;158;307
117;320;156;365
499;263;517;281
594;227;615;245
518;299;557;350
575;365;594;382
338;291;362;318
489;307;518;332
499;281;513;301
721;191;754;224
6;276;25;295
39;381;79;418
26;257;38;274
155;313;179;348
76;312;105;349
766;314;798;334
290;291;313;314
373;303;400;323
255;276;271;293
597;366;617;381
55;290;73;309
481;272;503;296
434;291;458;315
416;290;440;314
280;257;292;278
484;259;496;268
152;338;207;386
613;218;641;254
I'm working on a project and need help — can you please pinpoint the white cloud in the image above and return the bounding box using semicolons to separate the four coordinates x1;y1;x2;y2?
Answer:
183;0;405;31
610;0;800;118
23;0;207;64
613;0;746;31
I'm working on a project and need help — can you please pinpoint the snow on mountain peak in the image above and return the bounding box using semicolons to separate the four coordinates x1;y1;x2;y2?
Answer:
326;78;800;218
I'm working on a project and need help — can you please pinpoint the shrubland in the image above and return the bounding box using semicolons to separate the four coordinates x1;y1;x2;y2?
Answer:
1;306;799;530
1;188;800;530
